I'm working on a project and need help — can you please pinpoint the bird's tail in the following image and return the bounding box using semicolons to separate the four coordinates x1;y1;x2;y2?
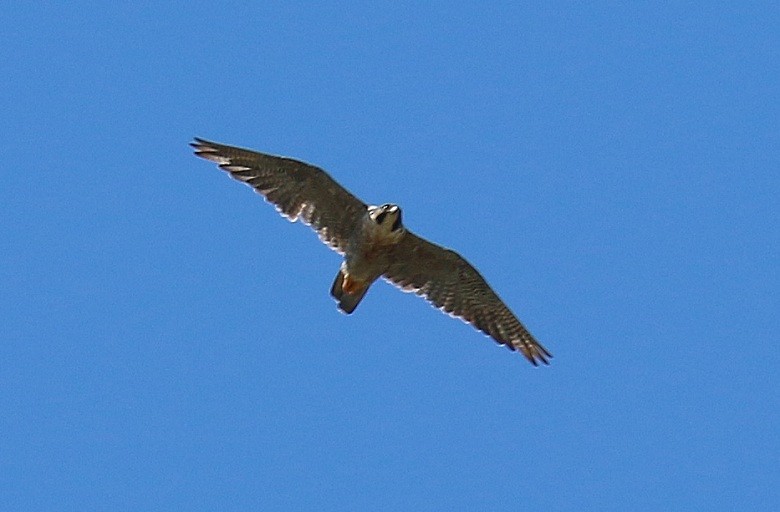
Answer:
330;269;370;314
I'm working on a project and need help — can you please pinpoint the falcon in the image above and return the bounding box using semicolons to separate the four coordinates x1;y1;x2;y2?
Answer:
191;138;551;365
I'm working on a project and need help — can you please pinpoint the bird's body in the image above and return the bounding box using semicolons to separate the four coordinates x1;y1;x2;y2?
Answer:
332;204;405;312
191;138;551;365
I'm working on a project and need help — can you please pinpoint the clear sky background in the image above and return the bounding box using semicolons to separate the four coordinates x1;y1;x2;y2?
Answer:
1;2;777;511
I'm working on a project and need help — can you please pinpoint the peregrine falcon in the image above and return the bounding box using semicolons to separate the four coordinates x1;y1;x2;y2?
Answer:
191;138;551;365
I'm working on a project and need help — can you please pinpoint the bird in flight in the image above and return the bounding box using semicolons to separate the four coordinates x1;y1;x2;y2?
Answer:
191;138;551;365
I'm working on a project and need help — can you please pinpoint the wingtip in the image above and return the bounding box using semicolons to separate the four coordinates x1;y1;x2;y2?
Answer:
520;343;552;367
500;339;552;366
191;137;227;164
190;136;210;149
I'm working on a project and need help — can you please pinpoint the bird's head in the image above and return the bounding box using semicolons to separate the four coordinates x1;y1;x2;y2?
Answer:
369;203;404;233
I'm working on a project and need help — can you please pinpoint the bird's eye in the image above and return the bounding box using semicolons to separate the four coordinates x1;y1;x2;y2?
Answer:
375;211;387;224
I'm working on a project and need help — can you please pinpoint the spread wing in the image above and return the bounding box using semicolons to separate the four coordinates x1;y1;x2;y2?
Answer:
191;138;367;255
383;231;551;365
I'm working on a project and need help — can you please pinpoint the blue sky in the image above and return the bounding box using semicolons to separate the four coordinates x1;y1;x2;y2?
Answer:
1;2;777;510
